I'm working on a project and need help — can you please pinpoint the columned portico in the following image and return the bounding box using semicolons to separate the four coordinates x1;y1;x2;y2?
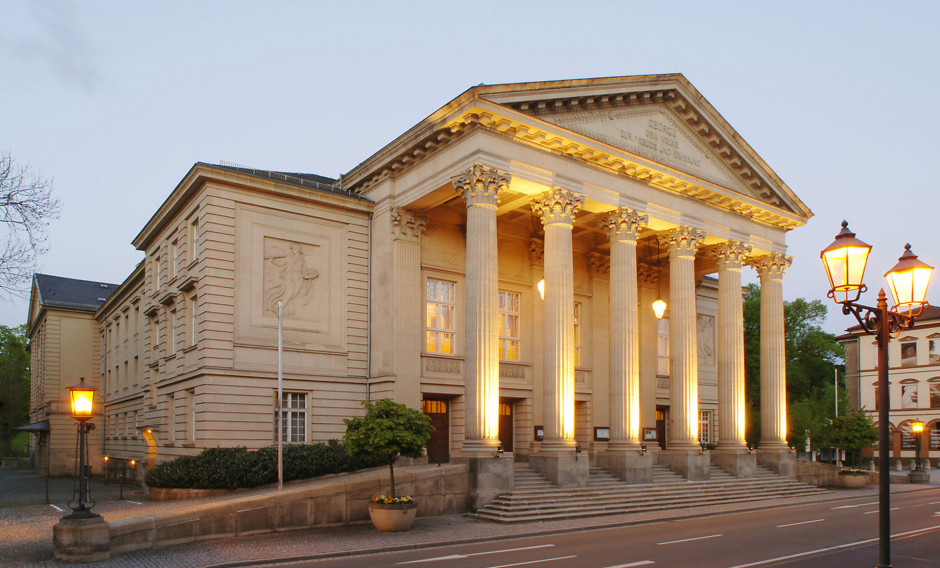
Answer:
529;187;589;487
750;252;796;476
596;208;652;483
658;226;709;480
451;163;513;509
711;240;756;477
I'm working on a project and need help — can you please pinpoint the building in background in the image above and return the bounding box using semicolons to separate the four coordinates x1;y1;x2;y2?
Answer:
25;75;812;503
840;306;940;468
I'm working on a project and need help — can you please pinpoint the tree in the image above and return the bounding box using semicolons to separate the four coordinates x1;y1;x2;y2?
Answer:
0;325;30;457
343;399;433;498
742;284;845;447
825;411;879;466
0;152;60;298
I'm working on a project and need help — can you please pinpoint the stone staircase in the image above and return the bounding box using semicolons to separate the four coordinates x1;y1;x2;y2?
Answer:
474;463;830;523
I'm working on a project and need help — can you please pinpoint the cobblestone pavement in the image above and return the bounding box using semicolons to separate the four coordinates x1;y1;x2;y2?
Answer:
1;467;936;568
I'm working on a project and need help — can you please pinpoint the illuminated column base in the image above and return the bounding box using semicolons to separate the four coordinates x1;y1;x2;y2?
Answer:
710;449;756;478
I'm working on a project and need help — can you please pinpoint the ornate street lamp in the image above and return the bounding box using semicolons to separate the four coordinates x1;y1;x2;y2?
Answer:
821;221;934;568
909;420;929;484
65;379;99;519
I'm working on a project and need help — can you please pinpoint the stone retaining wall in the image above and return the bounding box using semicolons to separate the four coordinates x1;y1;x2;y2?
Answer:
108;464;469;556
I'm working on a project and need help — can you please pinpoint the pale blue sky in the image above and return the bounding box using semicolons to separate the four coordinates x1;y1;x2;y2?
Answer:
2;0;938;333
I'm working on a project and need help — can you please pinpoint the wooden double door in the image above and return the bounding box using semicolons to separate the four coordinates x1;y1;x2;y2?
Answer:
423;397;515;463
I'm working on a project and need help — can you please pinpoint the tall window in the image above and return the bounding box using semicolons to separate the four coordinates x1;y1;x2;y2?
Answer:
699;410;712;445
171;239;179;278
426;279;455;354
189;295;198;347
190;216;199;263
657;318;670;376
154;254;161;289
184;389;195;442
573;302;583;368
279;392;307;444
169;309;177;355
498;291;520;360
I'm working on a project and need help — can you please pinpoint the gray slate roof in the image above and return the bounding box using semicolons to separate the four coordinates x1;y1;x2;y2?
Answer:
33;273;119;312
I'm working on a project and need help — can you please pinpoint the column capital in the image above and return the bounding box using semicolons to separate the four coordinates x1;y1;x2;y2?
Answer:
452;163;511;207
588;251;610;277
747;252;792;278
714;240;753;270
529;237;544;266
531;188;584;226
599;207;648;243
660;225;705;258
390;207;427;242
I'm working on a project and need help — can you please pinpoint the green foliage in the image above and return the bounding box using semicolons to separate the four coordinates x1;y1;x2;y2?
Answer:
143;441;384;489
9;431;29;457
826;411;878;465
742;285;846;448
343;399;433;497
0;325;30;458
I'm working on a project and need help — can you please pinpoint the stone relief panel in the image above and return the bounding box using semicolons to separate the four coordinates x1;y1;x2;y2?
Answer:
263;238;321;320
421;223;464;271
235;205;347;350
697;313;715;368
497;238;529;281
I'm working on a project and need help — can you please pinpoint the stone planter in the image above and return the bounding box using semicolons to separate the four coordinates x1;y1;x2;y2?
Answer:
368;502;417;532
839;473;868;488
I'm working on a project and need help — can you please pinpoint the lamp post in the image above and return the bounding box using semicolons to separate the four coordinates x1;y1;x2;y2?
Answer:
65;379;99;519
909;420;929;484
821;221;934;568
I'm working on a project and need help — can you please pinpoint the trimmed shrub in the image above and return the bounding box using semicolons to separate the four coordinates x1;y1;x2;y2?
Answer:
144;441;384;489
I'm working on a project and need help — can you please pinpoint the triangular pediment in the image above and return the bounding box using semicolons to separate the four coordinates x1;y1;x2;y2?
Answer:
543;106;747;195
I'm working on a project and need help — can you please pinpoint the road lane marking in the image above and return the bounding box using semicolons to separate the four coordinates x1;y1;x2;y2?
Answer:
832;501;877;509
864;507;899;515
126;500;142;505
397;545;555;564
776;519;824;528
49;504;64;512
657;534;722;545
489;556;577;568
603;562;655;567
727;524;940;567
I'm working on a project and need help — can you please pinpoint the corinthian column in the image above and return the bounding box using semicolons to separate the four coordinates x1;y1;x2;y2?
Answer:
452;163;510;455
531;188;583;451
714;241;751;450
661;226;705;451
749;253;792;451
600;208;647;451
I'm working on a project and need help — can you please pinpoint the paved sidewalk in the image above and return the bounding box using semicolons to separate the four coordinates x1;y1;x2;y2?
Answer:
1;467;936;568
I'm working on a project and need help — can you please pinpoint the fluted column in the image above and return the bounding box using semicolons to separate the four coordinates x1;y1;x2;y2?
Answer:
661;226;705;451
600;208;647;450
714;241;751;450
531;188;584;451
750;253;792;450
390;207;427;410
452;163;510;454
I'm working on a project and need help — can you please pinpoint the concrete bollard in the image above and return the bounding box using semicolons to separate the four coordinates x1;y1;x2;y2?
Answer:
53;516;110;563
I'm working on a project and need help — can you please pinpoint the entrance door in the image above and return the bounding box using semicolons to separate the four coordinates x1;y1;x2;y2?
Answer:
422;399;449;464
656;406;667;450
498;399;514;452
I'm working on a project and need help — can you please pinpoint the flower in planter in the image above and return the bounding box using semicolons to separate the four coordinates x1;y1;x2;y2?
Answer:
839;468;868;475
372;495;413;505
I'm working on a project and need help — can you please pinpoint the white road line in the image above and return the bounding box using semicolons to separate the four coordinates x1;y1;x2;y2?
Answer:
488;556;577;568
864;507;899;515
48;504;63;512
776;519;824;528
930;501;940;505
832;501;878;509
603;562;655;567
657;534;722;545
396;545;555;564
126;500;142;505
726;525;940;567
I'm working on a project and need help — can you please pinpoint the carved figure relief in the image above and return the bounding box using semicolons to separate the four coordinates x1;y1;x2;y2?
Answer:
263;238;320;319
697;314;715;367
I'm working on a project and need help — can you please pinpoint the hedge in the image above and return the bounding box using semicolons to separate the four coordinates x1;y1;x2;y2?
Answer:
144;440;385;489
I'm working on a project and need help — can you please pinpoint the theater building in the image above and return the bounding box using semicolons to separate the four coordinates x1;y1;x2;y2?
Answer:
26;75;812;505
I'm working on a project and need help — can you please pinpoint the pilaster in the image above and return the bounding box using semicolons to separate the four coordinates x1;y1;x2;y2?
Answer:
390;207;427;409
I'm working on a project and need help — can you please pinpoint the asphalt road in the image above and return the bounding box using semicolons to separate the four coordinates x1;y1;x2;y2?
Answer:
282;487;940;568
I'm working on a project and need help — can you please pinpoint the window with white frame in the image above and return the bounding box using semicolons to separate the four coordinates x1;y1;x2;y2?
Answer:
498;290;520;360
279;392;307;444
657;318;670;376
190;216;199;263
699;410;712;445
426;279;455;354
574;302;583;368
154;254;161;289
188;294;197;347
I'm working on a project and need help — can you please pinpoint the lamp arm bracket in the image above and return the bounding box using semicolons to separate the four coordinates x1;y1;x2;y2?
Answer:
842;301;917;339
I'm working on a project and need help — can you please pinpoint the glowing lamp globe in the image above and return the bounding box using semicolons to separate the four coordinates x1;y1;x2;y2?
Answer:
652;298;667;319
67;379;97;422
821;221;872;304
911;420;924;435
884;244;933;317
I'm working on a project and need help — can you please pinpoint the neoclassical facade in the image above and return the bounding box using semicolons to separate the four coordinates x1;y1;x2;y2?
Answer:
26;75;812;500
